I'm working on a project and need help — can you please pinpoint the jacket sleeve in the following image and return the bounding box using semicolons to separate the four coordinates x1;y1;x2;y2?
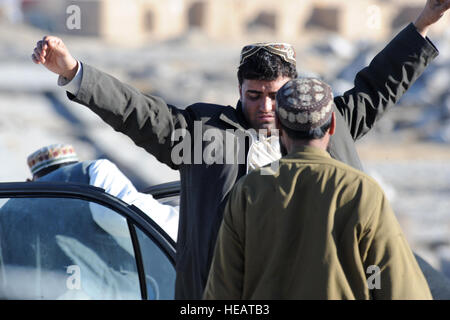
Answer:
203;180;246;300
67;63;192;170
335;23;439;141
359;188;432;300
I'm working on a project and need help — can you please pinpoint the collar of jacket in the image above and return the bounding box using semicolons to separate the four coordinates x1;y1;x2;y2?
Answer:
284;145;332;161
218;100;250;132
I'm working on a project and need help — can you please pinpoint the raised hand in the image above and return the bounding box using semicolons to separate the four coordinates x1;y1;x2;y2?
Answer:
415;0;450;37
31;36;78;81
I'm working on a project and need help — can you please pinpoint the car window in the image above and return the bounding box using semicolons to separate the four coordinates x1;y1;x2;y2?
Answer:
134;226;176;299
0;196;140;300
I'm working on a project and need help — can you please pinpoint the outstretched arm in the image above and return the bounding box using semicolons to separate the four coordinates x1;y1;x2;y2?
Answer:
335;32;437;141
31;37;192;170
89;159;179;242
334;0;448;141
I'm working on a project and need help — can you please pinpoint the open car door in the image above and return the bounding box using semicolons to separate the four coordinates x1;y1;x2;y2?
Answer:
0;182;176;300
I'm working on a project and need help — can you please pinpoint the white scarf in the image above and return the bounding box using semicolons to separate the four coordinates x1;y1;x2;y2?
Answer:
246;133;282;173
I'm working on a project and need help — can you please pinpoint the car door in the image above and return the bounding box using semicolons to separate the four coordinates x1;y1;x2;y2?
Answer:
0;182;176;300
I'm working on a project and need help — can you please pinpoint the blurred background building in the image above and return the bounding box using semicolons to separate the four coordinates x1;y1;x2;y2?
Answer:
3;0;448;45
0;0;450;278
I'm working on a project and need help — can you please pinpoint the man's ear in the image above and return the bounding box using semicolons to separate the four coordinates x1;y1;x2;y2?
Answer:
328;112;336;136
238;83;243;100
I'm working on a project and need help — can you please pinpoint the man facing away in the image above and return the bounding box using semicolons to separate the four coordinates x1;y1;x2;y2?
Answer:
30;1;450;299
1;143;178;299
204;78;432;299
27;143;179;241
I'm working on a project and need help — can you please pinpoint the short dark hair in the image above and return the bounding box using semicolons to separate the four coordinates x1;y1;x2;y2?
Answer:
237;49;298;85
281;116;332;140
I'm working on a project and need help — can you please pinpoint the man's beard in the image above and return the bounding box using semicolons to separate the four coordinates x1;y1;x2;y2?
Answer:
257;122;277;137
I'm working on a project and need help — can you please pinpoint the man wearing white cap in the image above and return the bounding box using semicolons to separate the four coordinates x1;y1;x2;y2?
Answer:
27;143;178;241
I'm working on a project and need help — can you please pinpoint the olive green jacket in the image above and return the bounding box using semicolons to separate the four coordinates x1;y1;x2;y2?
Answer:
204;146;432;300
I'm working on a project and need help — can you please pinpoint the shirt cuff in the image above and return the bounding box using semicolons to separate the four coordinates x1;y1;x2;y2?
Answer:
57;61;83;96
407;23;439;58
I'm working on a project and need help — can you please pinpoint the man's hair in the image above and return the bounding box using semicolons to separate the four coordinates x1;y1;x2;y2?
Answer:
237;49;298;85
33;161;78;180
281;116;332;141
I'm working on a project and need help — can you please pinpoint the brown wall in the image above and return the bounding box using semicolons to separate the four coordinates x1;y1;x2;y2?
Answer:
21;0;449;44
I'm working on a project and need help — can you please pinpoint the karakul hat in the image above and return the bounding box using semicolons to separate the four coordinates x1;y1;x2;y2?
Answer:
27;144;79;176
276;78;334;131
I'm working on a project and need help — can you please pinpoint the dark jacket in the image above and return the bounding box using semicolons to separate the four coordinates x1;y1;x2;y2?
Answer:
68;23;438;299
37;161;93;184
